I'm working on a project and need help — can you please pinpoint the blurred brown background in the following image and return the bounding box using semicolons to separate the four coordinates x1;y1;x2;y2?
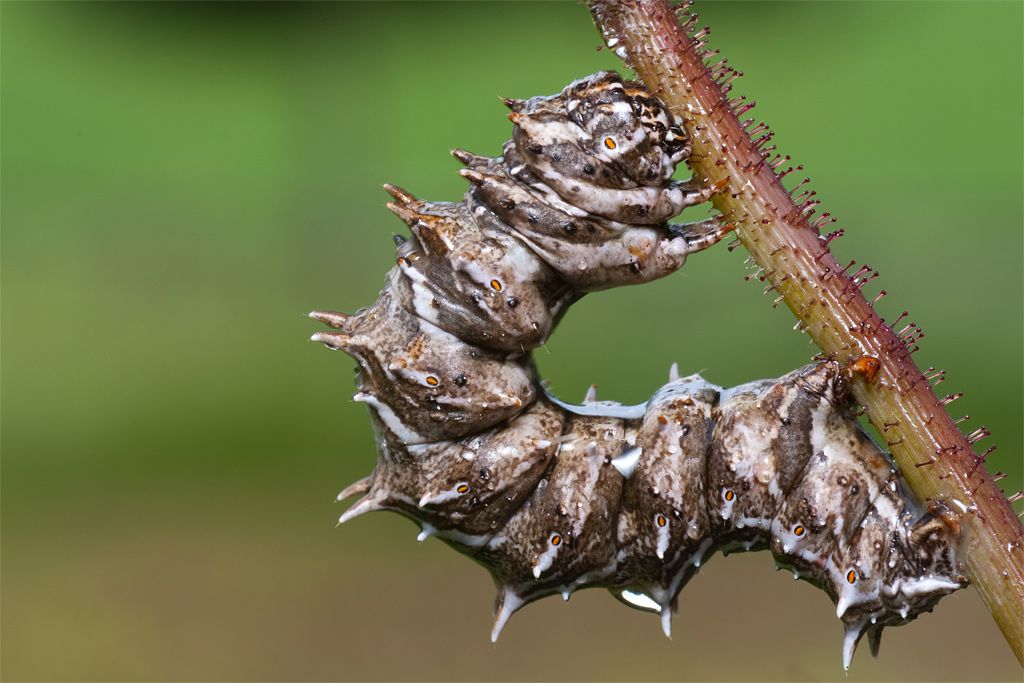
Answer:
2;2;1021;681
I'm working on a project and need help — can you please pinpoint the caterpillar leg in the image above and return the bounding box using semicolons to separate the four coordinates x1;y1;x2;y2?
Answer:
676;176;729;208
669;215;735;255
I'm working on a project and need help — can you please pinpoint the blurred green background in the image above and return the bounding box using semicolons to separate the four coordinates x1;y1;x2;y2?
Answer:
2;2;1021;681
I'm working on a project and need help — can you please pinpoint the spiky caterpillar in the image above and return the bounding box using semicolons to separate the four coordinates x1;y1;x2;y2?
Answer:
309;72;965;669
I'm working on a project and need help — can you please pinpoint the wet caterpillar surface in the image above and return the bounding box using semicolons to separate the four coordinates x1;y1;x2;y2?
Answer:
309;72;965;669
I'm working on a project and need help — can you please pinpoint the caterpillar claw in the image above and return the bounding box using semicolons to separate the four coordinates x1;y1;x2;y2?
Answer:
336;477;371;502
502;97;526;113
310;330;351;350
450;148;490;168
671;216;735;255
490;589;526;643
309;310;351;329
836;595;850;619
382;183;417;205
842;622;867;671
660;607;673;639
337;495;380;526
867;625;884;659
457;167;488;186
385;200;420;227
611;446;642;479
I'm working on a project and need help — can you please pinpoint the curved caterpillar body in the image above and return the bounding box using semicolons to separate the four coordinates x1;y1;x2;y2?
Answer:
310;72;965;669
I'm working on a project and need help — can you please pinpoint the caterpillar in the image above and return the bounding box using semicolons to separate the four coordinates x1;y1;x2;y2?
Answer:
309;72;965;669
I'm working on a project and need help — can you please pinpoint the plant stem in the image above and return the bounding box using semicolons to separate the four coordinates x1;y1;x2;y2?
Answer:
587;0;1023;664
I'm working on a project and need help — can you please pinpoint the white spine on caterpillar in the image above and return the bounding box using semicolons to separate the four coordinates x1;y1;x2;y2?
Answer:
309;72;965;669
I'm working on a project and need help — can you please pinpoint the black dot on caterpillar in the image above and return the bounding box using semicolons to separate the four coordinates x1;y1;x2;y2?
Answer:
309;71;965;670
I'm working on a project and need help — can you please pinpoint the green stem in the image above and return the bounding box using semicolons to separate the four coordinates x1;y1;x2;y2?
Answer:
587;0;1023;665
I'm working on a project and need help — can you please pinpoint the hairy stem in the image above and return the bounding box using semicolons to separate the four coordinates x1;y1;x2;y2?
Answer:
587;0;1023;664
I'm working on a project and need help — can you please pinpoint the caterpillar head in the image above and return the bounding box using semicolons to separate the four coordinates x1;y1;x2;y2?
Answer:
565;71;688;186
505;71;696;224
